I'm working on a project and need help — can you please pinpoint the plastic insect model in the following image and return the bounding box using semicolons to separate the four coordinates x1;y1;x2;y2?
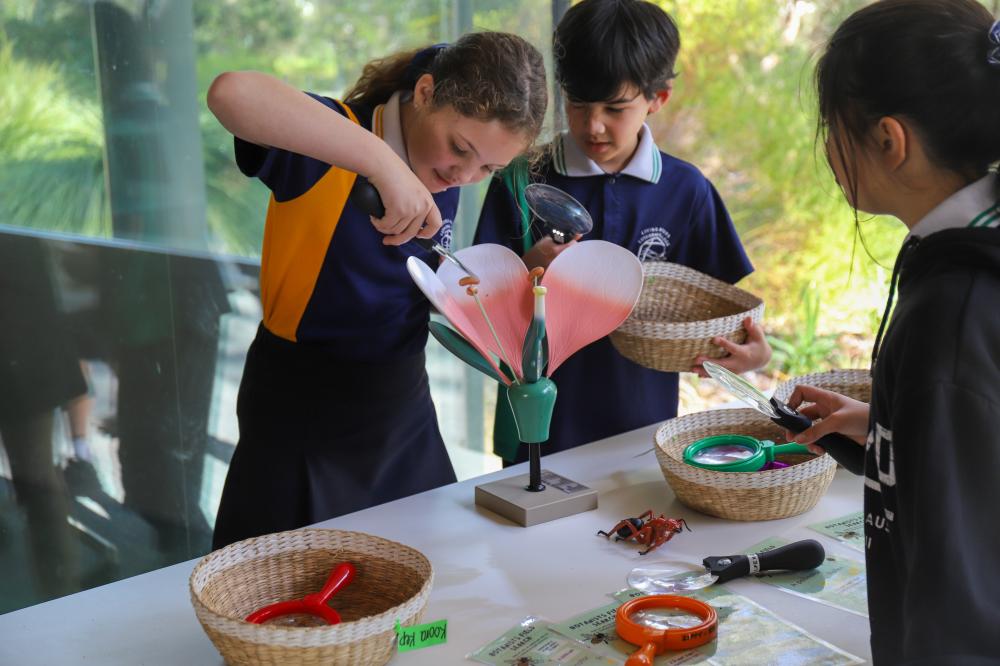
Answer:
598;510;691;555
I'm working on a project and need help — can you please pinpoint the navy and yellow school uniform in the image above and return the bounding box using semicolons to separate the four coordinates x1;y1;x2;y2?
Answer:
474;125;753;463
212;91;459;549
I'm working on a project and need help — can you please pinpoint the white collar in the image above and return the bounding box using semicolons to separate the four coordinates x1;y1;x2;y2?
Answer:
372;91;409;166
552;124;662;183
908;173;1000;239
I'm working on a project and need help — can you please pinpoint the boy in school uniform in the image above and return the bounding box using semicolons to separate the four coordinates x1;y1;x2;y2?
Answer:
474;0;770;464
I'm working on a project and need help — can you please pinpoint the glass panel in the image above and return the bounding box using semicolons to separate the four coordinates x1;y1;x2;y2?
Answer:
0;231;259;612
1;0;558;613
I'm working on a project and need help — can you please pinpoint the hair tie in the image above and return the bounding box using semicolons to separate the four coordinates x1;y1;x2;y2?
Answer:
402;43;448;88
989;20;1000;67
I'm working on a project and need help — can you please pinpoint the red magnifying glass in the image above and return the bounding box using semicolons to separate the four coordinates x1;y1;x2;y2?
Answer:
615;594;718;666
245;562;356;625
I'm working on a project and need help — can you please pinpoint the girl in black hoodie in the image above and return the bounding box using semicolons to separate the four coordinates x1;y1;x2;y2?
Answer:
784;1;1000;663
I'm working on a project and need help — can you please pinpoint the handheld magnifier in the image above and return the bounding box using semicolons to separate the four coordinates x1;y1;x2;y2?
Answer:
702;361;866;475
627;539;826;596
349;177;479;280
616;595;718;665
683;434;812;472
523;183;594;244
245;562;355;626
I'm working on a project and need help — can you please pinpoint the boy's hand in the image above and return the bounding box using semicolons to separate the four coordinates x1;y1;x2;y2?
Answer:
522;234;582;270
690;317;771;377
784;385;869;453
367;163;443;246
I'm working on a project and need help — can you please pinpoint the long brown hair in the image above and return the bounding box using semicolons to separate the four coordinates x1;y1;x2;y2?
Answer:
345;31;547;140
817;0;1000;205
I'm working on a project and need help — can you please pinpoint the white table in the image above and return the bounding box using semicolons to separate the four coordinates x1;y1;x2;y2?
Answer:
0;424;871;664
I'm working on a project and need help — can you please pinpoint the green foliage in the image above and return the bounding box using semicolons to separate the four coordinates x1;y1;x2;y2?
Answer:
0;37;108;235
767;283;840;377
651;0;904;362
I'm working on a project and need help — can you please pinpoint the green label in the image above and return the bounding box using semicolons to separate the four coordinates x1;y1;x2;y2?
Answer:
395;618;447;652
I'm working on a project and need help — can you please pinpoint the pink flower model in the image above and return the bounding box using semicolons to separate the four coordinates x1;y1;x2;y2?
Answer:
407;240;643;385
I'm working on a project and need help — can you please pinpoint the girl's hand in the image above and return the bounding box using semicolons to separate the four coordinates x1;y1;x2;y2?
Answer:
784;384;869;454
206;71;442;245
522;234;582;270
690;317;772;377
367;161;443;246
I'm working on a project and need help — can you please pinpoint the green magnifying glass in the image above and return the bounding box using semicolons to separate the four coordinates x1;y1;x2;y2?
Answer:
683;434;813;472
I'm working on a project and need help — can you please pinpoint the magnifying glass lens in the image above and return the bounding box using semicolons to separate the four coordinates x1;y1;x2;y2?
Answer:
627;563;717;594
628;608;705;631
524;184;594;235
690;444;754;465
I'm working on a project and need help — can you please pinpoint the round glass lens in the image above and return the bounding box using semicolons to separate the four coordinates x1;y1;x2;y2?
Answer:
627;562;717;595
524;184;594;235
691;444;754;465
627;608;704;631
702;361;777;418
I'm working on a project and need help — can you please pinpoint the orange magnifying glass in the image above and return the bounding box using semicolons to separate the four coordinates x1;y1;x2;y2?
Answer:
615;594;718;666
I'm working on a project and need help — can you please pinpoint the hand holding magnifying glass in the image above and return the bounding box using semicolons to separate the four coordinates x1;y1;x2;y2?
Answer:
350;177;479;280
702;361;866;475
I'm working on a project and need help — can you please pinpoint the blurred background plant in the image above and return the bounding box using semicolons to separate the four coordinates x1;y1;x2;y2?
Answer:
766;283;841;379
648;0;915;406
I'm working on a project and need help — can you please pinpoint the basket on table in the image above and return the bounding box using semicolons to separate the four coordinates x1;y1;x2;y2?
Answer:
654;408;837;521
773;368;872;405
610;262;764;372
189;528;433;666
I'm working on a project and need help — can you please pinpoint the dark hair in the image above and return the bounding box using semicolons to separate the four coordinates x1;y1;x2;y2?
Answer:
554;0;679;103
817;0;1000;206
344;31;548;141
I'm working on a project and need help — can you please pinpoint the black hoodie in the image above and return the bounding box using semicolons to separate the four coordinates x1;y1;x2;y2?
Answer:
865;225;1000;664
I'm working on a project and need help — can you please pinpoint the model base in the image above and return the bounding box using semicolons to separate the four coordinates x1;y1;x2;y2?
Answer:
474;469;598;527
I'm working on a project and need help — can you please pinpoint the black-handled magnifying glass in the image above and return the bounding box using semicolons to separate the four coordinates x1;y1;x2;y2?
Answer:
349;177;479;280
702;361;866;475
627;539;826;594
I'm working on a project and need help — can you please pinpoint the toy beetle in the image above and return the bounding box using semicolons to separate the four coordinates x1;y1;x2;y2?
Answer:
597;510;690;555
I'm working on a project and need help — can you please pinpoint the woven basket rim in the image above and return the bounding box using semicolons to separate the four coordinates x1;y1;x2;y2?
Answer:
614;301;764;339
189;528;433;649
773;368;872;403
614;262;764;339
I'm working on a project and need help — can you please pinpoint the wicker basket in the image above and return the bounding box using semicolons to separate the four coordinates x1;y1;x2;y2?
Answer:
610;262;764;372
654;408;837;521
189;529;433;666
773;368;872;404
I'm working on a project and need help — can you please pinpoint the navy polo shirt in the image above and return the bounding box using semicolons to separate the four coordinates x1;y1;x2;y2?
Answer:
236;93;460;360
475;125;753;457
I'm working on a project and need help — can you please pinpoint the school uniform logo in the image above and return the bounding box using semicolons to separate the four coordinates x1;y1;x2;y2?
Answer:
439;219;454;250
636;227;671;261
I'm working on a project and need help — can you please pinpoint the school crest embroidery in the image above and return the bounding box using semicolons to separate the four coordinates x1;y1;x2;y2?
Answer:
637;227;670;261
439;218;454;250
